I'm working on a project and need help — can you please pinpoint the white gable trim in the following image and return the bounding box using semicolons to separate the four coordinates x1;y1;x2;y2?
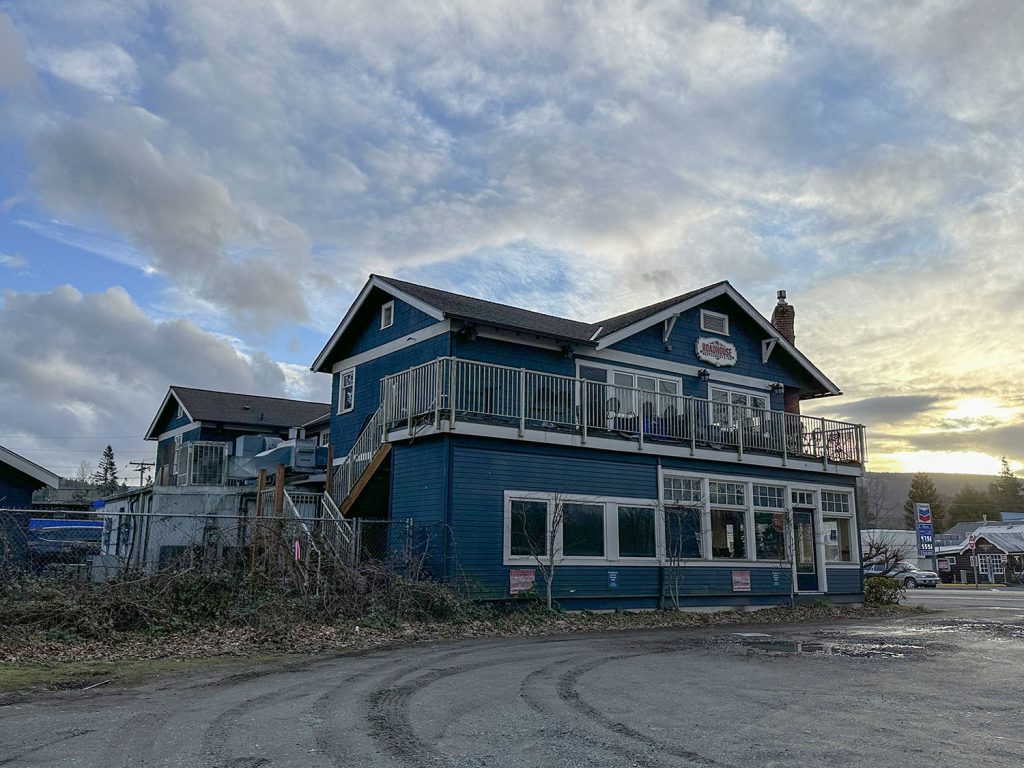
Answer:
144;388;195;441
594;284;841;396
311;276;446;373
0;445;60;488
330;320;451;373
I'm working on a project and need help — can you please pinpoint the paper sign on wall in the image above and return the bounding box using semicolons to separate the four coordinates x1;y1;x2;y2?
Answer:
732;570;751;592
509;569;536;594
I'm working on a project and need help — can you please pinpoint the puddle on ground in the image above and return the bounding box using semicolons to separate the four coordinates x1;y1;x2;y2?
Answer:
742;639;925;658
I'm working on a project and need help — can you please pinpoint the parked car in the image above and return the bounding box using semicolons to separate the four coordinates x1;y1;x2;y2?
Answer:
864;561;939;588
27;525;103;566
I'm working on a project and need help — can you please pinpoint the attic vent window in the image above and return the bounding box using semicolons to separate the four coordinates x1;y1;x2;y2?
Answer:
700;309;729;336
381;301;395;330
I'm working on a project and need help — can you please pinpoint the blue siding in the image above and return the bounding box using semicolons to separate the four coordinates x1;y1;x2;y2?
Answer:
331;333;451;455
0;462;43;508
453;336;576;376
826;567;863;595
332;288;438;361
390;440;449;577
607;295;820;392
441;436;855;605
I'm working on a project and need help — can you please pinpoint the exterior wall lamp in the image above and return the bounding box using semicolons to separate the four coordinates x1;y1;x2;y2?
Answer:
697;369;710;381
770;382;785;393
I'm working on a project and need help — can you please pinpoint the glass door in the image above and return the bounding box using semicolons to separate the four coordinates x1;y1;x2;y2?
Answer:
793;509;818;591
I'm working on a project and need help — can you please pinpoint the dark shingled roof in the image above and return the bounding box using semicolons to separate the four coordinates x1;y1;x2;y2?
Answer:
595;281;729;336
376;275;731;343
377;276;598;342
171;386;330;429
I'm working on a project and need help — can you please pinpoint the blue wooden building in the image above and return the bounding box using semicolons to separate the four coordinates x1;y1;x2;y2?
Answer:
1;444;59;509
145;386;330;485
312;276;866;608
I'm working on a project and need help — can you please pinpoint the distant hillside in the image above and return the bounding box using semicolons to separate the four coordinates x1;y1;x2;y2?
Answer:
860;472;998;531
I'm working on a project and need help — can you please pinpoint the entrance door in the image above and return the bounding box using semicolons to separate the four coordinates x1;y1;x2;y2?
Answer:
793;509;818;591
579;366;607;431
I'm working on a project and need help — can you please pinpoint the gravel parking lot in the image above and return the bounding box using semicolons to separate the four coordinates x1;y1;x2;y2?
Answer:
2;607;1022;767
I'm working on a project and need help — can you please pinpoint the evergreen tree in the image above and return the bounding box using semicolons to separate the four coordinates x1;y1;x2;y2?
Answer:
989;457;1024;515
946;485;994;527
903;472;946;530
91;445;120;495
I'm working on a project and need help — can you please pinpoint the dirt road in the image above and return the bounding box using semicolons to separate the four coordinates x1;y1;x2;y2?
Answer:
2;610;1022;767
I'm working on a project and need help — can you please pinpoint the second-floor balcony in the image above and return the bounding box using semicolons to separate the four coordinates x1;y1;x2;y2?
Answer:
377;357;866;471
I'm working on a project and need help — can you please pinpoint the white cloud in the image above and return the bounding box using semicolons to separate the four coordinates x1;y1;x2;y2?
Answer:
37;42;138;99
0;285;329;475
0;253;27;269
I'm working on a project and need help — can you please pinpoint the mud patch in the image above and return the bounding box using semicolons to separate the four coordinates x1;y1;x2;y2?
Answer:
742;638;926;658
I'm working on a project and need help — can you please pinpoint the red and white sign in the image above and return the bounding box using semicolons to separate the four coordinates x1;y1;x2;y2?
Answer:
695;337;738;368
509;569;536;594
967;534;977;551
916;504;932;524
731;570;751;592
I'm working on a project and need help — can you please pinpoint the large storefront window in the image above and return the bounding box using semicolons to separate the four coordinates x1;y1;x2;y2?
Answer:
711;508;746;559
563;502;605;557
618;505;656;558
823;518;853;562
755;512;786;560
510;499;548;557
665;506;702;559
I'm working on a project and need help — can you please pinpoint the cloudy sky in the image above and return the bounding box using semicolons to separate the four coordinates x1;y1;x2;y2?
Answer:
1;1;1022;482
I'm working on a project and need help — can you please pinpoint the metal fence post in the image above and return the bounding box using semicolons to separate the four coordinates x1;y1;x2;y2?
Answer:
449;358;457;430
689;398;696;456
434;361;442;430
580;380;587;444
519;368;526;437
820;417;829;469
736;405;744;462
406;371;414;436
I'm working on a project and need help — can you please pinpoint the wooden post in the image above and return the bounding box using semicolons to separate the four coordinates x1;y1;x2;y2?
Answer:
273;464;286;517
255;468;267;516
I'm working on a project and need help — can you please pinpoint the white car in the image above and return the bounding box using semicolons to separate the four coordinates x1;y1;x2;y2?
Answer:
864;561;939;589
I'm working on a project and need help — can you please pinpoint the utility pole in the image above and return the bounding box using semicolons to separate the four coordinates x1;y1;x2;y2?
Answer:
128;460;155;488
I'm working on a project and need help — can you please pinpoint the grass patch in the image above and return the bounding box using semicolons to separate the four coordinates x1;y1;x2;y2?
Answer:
0;655;274;696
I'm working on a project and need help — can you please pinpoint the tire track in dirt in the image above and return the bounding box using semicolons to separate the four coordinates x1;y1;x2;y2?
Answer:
555;651;734;767
0;728;93;767
359;646;564;767
519;655;672;768
201;653;404;767
312;646;495;766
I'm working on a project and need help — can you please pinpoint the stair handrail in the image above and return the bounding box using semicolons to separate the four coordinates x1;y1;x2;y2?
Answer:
333;404;386;503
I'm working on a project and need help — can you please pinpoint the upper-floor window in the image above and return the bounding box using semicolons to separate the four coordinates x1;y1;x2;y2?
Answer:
700;309;729;335
380;301;395;330
175;403;184;420
339;368;356;414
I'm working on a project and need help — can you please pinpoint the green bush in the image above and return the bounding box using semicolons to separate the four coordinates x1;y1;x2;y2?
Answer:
864;575;904;605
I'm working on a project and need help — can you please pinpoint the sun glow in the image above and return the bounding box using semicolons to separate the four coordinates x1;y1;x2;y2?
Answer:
874;451;1009;475
944;398;1014;425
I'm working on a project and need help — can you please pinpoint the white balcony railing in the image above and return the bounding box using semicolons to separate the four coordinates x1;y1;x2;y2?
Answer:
162;441;230;486
379;357;866;467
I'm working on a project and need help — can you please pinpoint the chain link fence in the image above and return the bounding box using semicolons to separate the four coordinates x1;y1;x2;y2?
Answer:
0;508;445;587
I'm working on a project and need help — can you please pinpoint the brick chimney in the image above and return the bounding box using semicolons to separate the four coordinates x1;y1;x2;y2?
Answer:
770;289;795;345
771;290;801;414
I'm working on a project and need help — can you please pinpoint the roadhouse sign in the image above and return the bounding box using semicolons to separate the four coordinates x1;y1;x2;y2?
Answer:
695;337;738;367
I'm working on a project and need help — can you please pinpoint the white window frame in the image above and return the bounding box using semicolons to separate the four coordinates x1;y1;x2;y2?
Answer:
574;360;683;423
660;468;858;578
338;367;356;414
700;309;730;336
709;385;770;411
380;300;395;330
503;491;662;566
